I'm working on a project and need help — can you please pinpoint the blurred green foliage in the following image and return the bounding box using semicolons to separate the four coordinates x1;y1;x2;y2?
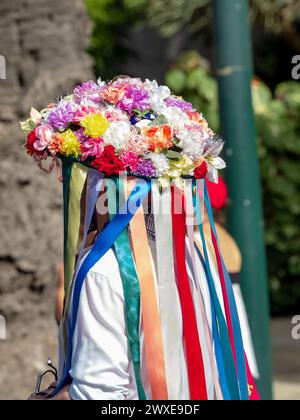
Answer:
166;51;300;314
85;0;143;79
130;0;300;49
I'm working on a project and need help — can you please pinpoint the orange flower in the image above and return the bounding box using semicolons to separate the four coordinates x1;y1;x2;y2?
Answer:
100;85;127;104
143;125;173;152
187;111;209;128
48;133;63;156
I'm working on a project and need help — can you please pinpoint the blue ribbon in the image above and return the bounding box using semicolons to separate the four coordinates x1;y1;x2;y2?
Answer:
203;182;249;400
55;179;151;394
193;179;240;400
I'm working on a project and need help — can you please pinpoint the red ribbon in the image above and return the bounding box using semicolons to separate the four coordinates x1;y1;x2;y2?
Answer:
171;186;208;400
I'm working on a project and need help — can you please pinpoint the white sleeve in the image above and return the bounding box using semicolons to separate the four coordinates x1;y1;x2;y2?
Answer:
69;267;138;400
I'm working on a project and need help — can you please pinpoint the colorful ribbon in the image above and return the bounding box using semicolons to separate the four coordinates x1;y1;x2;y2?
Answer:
171;185;208;400
193;179;240;400
204;182;249;400
107;177;146;400
184;181;223;400
127;179;168;400
54;178;151;395
152;182;188;399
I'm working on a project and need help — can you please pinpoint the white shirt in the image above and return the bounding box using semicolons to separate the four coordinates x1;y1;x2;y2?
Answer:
63;248;140;400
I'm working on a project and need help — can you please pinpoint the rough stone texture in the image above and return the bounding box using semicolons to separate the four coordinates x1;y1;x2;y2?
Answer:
0;0;93;400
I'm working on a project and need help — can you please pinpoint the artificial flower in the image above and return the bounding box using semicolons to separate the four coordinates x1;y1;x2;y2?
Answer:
80;113;110;138
60;129;82;157
124;132;149;156
74;80;101;103
118;85;150;112
194;161;208;179
102;105;129;122
47;101;79;130
149;152;169;176
73;105;100;122
25;129;46;157
162;105;190;127
48;133;63;156
99;84;127;104
176;121;209;159
91;145;125;176
187;111;208;127
121;151;141;172
144;79;171;113
34;124;53;151
143;125;173;152
135;158;157;178
103;121;131;150
167;155;196;178
80;137;104;161
165;95;194;113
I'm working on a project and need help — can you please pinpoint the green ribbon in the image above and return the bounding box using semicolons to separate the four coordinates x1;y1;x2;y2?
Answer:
62;157;73;294
106;177;147;400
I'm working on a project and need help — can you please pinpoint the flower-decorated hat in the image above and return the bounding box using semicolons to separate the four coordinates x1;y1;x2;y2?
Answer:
21;76;257;401
21;75;225;185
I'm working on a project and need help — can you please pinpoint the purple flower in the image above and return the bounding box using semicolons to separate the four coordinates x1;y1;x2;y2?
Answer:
165;96;193;113
48;101;78;130
74;80;101;103
135;158;156;177
118;86;150;112
74;127;88;143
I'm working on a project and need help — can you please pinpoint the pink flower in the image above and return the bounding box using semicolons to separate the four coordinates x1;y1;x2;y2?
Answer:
124;132;149;155
34;124;53;151
73;105;100;122
121;151;141;172
80;137;104;161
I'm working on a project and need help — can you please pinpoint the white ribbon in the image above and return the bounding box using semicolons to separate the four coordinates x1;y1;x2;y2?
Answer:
152;183;189;400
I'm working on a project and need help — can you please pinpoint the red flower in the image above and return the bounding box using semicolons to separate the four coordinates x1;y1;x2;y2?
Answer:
91;145;125;176
194;161;208;179
25;128;44;157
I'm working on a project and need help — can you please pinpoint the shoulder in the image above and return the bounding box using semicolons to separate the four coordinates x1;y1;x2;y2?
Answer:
86;247;121;281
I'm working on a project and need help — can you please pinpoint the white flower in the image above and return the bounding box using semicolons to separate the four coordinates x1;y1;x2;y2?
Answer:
162;106;190;127
103;121;131;149
149;152;170;176
102;105;128;122
144;79;171;113
176;122;209;159
135;119;151;129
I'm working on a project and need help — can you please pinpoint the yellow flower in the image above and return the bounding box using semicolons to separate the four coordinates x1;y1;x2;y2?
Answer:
158;156;197;189
80;114;109;138
167;155;196;178
60;129;81;157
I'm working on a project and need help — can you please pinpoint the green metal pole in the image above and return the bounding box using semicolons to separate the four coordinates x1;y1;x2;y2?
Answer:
212;0;273;399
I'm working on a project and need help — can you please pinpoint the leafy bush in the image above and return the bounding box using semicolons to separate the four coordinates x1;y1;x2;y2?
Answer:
166;51;300;314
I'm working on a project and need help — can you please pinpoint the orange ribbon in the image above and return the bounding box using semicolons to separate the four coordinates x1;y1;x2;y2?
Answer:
127;178;168;400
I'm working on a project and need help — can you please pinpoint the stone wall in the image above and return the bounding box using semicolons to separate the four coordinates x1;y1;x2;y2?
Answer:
0;0;93;399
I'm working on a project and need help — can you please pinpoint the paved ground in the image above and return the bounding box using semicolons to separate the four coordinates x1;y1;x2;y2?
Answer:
272;317;300;400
